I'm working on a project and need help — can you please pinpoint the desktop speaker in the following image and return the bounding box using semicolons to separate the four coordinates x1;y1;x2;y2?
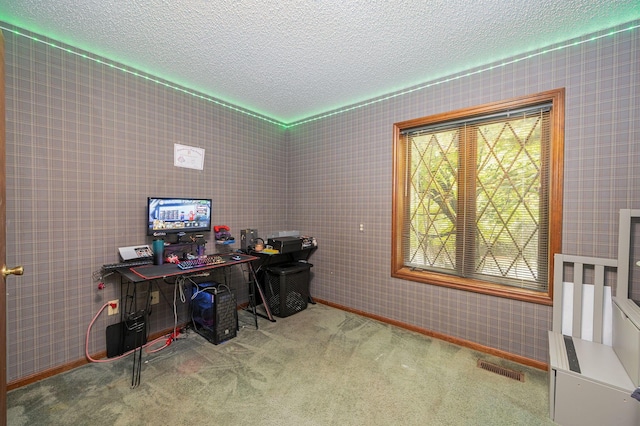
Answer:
241;229;258;251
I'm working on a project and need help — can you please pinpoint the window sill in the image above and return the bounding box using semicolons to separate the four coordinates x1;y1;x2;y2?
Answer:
392;266;553;305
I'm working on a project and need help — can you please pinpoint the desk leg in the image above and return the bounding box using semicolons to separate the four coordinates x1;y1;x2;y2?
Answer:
120;278;150;388
131;339;143;388
244;278;258;329
249;263;276;323
131;282;151;388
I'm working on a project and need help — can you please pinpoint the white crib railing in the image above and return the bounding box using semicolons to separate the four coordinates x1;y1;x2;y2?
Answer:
548;253;639;425
552;253;617;345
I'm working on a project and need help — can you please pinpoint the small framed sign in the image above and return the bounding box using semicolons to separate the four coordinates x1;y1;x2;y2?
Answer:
174;143;205;170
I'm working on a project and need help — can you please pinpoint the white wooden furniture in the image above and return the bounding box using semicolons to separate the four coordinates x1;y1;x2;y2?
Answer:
613;209;640;388
548;253;640;425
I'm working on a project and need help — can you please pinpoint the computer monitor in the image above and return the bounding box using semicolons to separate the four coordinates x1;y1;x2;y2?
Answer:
146;197;212;236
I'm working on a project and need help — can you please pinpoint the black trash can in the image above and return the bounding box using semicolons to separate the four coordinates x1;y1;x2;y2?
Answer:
265;262;312;317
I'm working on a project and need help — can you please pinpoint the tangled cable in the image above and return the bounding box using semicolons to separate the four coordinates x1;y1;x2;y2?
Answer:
85;302;180;363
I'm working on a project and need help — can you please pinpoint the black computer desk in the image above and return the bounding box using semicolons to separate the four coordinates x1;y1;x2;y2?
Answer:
249;246;316;271
117;252;274;323
249;246;317;304
114;252;274;387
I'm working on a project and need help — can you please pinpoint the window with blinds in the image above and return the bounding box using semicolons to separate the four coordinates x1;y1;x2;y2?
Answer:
392;89;564;303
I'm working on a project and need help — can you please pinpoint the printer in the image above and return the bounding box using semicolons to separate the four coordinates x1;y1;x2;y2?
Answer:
267;236;303;254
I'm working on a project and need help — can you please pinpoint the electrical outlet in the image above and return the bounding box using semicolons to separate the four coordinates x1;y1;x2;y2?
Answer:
150;291;159;305
108;300;119;315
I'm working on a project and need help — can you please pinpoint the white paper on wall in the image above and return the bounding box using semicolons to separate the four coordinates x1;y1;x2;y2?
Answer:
174;143;205;170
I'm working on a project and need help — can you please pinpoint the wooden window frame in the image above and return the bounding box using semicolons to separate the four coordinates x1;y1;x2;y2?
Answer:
392;89;564;305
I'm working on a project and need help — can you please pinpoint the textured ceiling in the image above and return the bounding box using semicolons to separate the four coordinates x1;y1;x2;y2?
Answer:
1;1;639;124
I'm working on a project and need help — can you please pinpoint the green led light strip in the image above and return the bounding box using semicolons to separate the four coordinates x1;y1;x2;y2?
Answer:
286;22;640;128
1;22;639;129
0;24;288;128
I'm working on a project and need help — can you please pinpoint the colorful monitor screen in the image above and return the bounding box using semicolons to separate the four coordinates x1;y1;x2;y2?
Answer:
146;197;212;236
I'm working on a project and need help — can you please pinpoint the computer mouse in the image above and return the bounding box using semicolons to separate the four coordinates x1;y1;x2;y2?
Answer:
231;255;241;261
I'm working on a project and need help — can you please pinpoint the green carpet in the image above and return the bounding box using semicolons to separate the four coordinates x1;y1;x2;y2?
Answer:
8;303;554;425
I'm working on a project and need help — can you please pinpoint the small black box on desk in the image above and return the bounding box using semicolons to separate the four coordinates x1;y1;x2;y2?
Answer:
267;236;303;254
265;262;312;317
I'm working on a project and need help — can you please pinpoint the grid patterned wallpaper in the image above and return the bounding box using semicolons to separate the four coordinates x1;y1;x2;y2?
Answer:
286;21;640;364
3;26;289;382
4;21;640;383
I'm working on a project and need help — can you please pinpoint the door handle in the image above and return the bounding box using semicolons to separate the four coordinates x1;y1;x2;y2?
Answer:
2;265;24;277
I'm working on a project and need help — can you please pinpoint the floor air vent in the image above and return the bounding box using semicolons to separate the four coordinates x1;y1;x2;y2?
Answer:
477;359;525;382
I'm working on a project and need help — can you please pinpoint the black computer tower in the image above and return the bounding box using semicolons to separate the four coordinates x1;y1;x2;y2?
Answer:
191;282;237;344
